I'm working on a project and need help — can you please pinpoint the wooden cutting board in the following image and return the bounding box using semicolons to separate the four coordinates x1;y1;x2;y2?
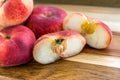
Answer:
66;32;120;68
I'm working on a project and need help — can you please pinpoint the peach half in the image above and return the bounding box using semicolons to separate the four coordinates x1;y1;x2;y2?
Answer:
63;13;112;49
33;30;86;64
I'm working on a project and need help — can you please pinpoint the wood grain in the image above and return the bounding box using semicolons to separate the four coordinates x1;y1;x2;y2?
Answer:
0;75;20;80
0;60;120;80
34;0;120;7
66;32;120;68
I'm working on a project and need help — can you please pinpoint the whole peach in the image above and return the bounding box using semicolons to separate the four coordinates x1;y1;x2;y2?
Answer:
0;0;33;30
0;25;36;67
26;6;67;39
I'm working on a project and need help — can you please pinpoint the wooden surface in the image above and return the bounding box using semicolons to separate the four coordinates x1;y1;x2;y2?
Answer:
0;4;120;80
35;0;120;7
66;32;120;68
0;59;120;80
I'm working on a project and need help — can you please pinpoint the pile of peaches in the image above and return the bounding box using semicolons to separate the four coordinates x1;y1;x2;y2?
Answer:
0;0;112;67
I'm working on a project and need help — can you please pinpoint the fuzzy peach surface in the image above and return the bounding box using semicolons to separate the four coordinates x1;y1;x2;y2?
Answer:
0;0;33;30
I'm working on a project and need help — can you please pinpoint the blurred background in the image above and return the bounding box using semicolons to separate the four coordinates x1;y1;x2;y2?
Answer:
34;0;120;7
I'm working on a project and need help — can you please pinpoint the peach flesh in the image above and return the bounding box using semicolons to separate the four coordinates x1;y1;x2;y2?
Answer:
33;31;86;64
63;13;112;49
